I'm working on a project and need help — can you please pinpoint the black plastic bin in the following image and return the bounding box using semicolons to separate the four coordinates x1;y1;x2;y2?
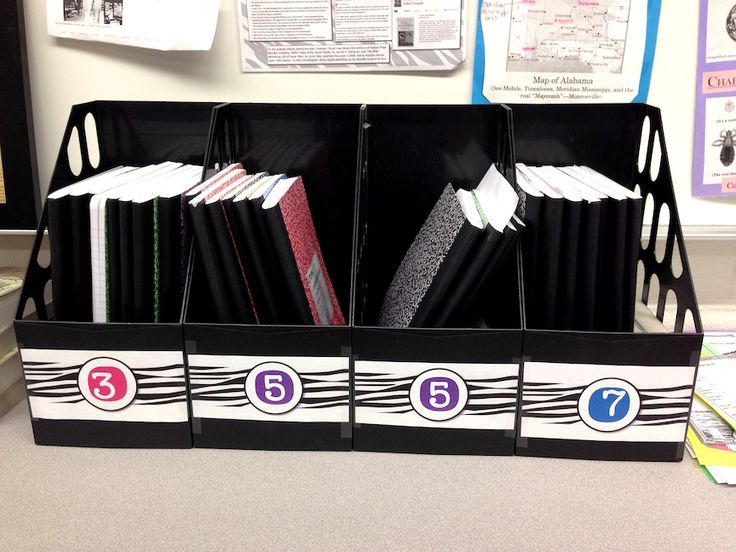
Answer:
183;103;362;451
351;104;524;455
14;101;218;448
511;104;704;462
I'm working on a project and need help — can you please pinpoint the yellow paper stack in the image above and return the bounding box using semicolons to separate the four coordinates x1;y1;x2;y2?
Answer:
687;333;736;484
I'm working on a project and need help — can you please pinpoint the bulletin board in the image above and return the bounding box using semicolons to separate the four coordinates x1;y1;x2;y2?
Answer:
19;0;736;228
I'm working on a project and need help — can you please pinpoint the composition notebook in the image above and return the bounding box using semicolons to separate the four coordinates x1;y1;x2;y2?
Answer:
229;173;290;325
378;164;519;328
432;165;521;328
261;175;346;326
91;162;187;323
188;165;249;324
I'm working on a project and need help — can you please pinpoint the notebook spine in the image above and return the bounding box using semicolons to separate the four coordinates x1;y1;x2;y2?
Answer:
131;201;155;323
622;197;644;332
262;204;314;325
411;221;481;327
227;199;281;324
188;203;235;324
69;194;93;322
105;200;122;322
47;197;73;321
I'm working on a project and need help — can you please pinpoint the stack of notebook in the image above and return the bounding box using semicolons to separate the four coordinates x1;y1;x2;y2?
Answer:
47;162;203;323
378;164;520;328
516;164;643;332
187;163;345;326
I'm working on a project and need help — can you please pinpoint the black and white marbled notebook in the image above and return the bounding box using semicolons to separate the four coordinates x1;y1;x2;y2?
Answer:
378;163;520;328
378;184;484;328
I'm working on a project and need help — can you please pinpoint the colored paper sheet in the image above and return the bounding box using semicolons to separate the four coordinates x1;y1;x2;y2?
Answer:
687;427;736;467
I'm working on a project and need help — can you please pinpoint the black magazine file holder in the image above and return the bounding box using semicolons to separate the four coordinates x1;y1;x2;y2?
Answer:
352;105;524;455
14;101;217;448
511;104;704;462
183;103;362;451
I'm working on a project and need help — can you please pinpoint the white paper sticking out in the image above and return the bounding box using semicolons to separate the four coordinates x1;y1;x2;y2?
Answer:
47;0;220;51
474;164;519;233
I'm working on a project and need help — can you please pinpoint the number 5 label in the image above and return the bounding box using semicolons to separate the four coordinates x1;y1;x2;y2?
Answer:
245;362;303;415
578;378;641;432
409;369;468;422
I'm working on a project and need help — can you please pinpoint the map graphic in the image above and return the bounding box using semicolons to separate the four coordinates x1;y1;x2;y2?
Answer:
506;0;632;73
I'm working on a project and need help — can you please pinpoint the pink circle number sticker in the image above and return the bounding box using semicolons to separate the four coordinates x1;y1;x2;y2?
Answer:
245;362;303;415
409;369;468;422
77;358;137;411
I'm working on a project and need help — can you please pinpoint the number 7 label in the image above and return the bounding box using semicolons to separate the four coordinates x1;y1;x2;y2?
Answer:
602;389;626;417
578;378;641;432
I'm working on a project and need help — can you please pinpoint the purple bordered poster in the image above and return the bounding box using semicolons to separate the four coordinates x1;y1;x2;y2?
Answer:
693;0;736;197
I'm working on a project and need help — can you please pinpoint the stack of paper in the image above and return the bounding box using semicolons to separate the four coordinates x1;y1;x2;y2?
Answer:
686;333;736;484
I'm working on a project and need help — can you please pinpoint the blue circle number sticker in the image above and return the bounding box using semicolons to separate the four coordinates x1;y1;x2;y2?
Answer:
409;369;468;422
578;378;641;432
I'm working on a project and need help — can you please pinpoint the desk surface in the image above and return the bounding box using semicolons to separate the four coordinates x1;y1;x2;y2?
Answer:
1;401;734;551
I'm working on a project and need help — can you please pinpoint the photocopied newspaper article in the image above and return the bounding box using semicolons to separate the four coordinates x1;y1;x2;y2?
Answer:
238;0;466;71
472;0;661;104
47;0;220;50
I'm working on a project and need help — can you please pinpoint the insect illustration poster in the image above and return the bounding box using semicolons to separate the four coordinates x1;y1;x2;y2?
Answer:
471;0;661;104
694;0;736;196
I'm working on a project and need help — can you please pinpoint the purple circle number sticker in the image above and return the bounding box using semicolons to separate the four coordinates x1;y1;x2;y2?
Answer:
409;369;468;421
245;362;303;414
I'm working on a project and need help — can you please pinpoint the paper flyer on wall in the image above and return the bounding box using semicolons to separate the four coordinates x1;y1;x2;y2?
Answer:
237;0;466;72
471;0;661;104
47;1;220;51
693;0;736;197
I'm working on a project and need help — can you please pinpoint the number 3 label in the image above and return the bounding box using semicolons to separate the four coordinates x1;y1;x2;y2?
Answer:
409;369;468;422
78;358;137;411
578;378;641;432
245;362;303;415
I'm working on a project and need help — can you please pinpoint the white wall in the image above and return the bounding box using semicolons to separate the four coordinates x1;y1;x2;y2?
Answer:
21;0;736;227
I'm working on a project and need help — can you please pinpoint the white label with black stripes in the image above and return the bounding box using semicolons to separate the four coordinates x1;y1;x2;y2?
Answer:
188;354;349;423
520;362;696;442
354;360;519;430
21;348;188;423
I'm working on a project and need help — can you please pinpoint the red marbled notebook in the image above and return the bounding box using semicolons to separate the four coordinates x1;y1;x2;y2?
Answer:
261;176;345;326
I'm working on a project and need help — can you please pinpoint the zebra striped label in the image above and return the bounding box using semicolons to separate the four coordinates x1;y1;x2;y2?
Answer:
355;360;519;430
520;362;696;442
21;348;188;423
188;354;350;423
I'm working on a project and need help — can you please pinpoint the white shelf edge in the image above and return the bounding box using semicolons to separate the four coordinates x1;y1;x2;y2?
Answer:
644;225;736;240
0;229;45;236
